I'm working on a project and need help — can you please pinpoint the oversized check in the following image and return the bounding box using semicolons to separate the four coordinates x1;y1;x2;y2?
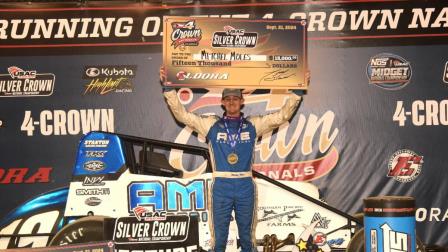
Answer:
162;16;308;90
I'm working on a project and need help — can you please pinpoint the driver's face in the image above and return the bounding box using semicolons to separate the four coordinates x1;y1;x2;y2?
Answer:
222;96;244;115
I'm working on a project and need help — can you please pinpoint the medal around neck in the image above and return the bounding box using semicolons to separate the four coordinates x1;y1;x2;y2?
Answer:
227;153;239;165
223;116;242;165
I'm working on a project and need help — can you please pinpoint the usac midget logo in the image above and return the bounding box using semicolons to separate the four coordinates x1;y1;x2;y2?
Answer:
171;20;202;49
387;149;423;183
212;25;258;48
366;53;412;90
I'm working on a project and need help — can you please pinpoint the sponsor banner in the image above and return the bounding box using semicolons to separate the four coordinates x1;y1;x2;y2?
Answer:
0;66;55;97
20;109;114;136
2;1;448;248
163;16;308;89
393;99;448;127
416;208;448;222
3;2;448;49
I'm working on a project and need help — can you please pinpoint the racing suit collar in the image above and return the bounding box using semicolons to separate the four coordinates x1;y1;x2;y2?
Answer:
223;113;244;120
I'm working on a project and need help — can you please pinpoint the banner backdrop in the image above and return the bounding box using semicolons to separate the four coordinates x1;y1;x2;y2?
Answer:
0;0;448;247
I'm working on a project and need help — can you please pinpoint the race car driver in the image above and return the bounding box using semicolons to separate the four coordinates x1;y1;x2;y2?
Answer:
161;71;304;252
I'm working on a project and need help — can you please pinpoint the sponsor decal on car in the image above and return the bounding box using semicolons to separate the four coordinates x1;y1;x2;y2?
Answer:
82;175;106;186
133;206;167;221
85;150;107;158
0;66;55;97
257;206;303;227
128;180;206;212
313;232;327;246
84;139;110;148
76;188;110;196
113;215;190;243
83;160;106;172
310;213;331;229
85;196;102;206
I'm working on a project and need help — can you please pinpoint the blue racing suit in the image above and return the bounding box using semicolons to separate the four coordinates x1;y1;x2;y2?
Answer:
164;90;301;252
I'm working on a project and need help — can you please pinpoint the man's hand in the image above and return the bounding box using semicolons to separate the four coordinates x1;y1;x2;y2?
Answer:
160;66;174;92
290;70;310;96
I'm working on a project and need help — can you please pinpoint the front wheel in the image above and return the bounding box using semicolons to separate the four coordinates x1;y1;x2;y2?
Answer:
49;216;109;246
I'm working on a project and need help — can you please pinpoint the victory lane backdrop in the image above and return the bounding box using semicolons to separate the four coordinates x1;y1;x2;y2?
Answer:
1;0;448;247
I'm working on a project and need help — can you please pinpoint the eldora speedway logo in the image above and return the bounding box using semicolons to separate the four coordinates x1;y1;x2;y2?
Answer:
212;25;258;48
171;20;202;49
176;71;229;81
366;53;412;90
387;149;423;183
0;66;55;97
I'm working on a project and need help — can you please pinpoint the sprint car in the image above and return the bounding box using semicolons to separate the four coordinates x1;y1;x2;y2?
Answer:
0;131;365;251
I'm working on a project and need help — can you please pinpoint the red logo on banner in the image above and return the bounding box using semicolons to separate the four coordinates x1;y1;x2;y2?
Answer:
387;149;423;183
0;167;52;184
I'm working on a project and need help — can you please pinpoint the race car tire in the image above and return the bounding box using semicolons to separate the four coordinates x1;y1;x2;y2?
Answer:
352;212;363;225
346;228;426;252
49;216;109;246
346;228;364;252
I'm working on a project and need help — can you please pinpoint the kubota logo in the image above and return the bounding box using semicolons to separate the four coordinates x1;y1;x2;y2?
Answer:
169;89;340;181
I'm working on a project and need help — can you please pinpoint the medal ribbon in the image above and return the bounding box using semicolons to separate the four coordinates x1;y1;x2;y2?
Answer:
223;116;243;150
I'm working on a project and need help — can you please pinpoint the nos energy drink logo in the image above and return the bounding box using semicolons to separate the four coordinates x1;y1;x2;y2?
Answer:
366;53;412;90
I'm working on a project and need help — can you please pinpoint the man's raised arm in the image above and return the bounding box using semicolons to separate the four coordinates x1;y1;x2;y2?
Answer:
163;89;217;137
248;92;302;137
